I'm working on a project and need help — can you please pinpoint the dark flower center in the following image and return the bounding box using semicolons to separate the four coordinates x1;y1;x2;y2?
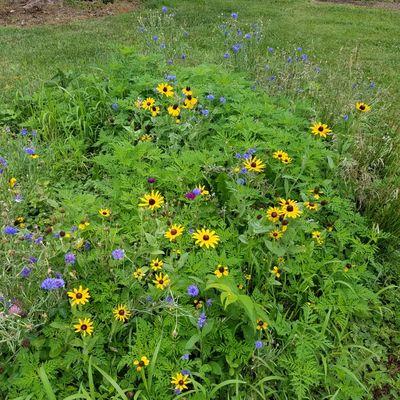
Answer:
119;309;125;315
163;87;167;92
278;153;282;158
170;229;177;235
187;95;192;100
139;361;145;367
152;106;157;111
179;380;184;385
81;324;87;330
154;262;159;266
219;267;225;273
273;232;278;237
60;231;66;237
251;162;257;168
346;263;352;269
203;235;209;241
159;279;164;284
318;126;324;131
173;105;178;110
147;102;151;106
258;320;264;326
148;198;156;205
282;220;289;226
186;86;190;91
271;212;278;218
76;293;83;299
287;205;294;212
102;211;107;215
309;202;315;207
360;105;365;110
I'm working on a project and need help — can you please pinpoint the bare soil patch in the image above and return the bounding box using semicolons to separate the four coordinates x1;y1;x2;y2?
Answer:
0;0;138;27
316;0;400;10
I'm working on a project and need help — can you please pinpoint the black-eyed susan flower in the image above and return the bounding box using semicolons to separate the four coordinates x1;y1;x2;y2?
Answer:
113;304;132;322
273;150;291;163
182;86;192;96
171;372;190;391
138;191;164;210
281;155;292;164
279;199;301;219
309;188;323;200
165;224;184;241
310;122;332;138
192;228;220;249
271;266;281;278
139;134;153;142
67;286;90;306
98;208;111;217
269;230;283;240
150;105;160;117
243;156;265;173
355;102;371;112
134;356;150;372
74;318;94;336
214;265;229;278
157;83;173;97
344;263;352;272
153;273;170;289
182;95;198;109
167;104;181;117
256;319;268;331
266;207;280;222
304;201;319;211
14;217;25;228
150;258;163;271
133;268;144;280
142;97;155;110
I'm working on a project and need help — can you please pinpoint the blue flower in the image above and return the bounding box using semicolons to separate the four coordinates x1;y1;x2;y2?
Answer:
206;94;215;100
29;256;38;263
112;249;125;260
160;43;166;49
255;340;263;349
301;53;308;61
152;35;159;42
267;47;274;53
192;188;201;196
41;277;65;290
188;228;195;234
197;312;207;328
201;109;209;117
161;6;168;13
20;128;28;136
231;12;238;20
297;47;303;52
187;284;199;297
244;33;251;39
65;252;76;265
369;82;376;89
240;167;248;174
206;298;213;307
181;369;191;376
236;178;246;185
15;194;23;202
287;56;293;63
34;236;43;244
0;156;8;167
232;43;241;54
181;53;187;59
20;267;32;278
167;59;174;65
111;103;119;111
181;353;190;360
343;114;349;122
235;153;242;159
165;74;176;81
223;52;230;59
219;96;226;104
24;233;33;241
4;226;18;235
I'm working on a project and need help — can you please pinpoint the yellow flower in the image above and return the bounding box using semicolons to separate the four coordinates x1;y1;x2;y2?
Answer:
138;191;164;210
167;104;181;117
256;319;268;331
133;268;145;280
98;208;111;217
356;102;371;112
153;273;170;289
182;86;192;96
30;154;40;159
182;95;198;109
245;274;252;281
14;216;25;227
67;286;90;306
78;220;90;230
308;188;323;200
279;199;301;219
74;318;94;336
344;263;353;272
281;155;292;164
272;150;290;162
171;372;191;391
312;231;324;245
157;83;174;97
269;230;283;240
134;99;142;108
113;304;132;322
243;156;265;173
304;201;319;211
266;207;280;222
139;134;153;142
142;97;155;110
214;265;229;278
175;115;182;124
310;122;332;138
271;266;281;278
150;105;160;117
134;356;150;372
150;258;163;271
277;257;285;264
192;228;220;249
195;185;209;195
164;224;184;241
9;177;17;188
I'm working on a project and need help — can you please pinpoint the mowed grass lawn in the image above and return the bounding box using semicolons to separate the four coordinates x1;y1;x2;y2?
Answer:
0;0;399;103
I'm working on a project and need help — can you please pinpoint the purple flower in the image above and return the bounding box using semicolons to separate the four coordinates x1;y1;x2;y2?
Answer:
24;233;33;241
84;241;91;251
301;53;308;61
197;312;207;328
268;76;276;81
201;109;209;117
240;167;248;174
65;252;76;265
4;226;18;235
267;47;274;53
181;353;190;360
41;278;65;290
24;147;35;155
20;128;28;136
206;94;215;100
235;153;242;159
15;194;23;203
152;35;159;42
248;148;257;154
34;236;43;244
112;249;125;260
70;225;78;233
8;304;22;315
219;96;226;104
255;340;263;349
185;192;196;200
192;188;201;196
181;369;190;376
237;29;242;36
187;284;199;297
297;47;303;52
147;177;156;183
174;389;181;395
244;33;251;39
0;156;7;167
29;257;38;263
165;295;175;304
20;267;32;278
231;12;238;20
242;152;251;159
161;6;168;13
287;56;293;63
188;228;194;234
223;52;230;59
232;43;241;54
181;53;187;60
